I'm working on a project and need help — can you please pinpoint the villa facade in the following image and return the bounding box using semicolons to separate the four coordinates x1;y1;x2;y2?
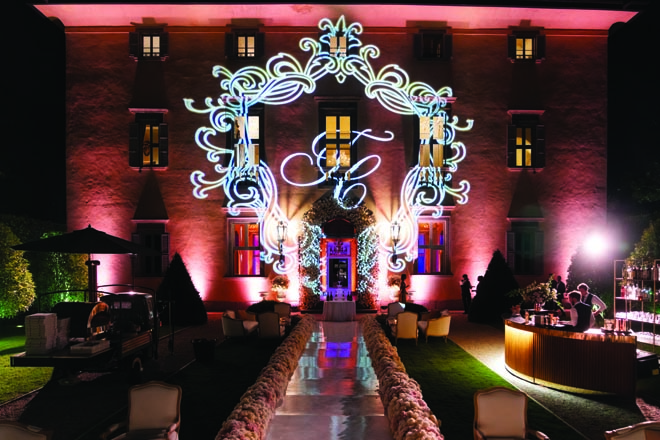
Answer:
32;3;636;311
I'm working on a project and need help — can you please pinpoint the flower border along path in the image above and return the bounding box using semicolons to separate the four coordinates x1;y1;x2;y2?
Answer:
361;315;444;440
215;315;315;440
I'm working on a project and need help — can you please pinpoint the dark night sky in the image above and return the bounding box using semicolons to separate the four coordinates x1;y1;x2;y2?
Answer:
3;2;657;237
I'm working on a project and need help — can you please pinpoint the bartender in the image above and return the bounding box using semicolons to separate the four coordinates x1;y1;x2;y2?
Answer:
560;291;592;332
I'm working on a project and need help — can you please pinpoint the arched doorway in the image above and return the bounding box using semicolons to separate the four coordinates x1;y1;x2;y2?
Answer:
298;195;379;310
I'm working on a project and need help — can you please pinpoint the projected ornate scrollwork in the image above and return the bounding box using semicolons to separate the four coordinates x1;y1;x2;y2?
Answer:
185;15;473;274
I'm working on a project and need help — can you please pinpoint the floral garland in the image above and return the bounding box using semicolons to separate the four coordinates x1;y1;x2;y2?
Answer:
507;278;559;308
299;195;379;310
361;315;444;439
216;315;315;439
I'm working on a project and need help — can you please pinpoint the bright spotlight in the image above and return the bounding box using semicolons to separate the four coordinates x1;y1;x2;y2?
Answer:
584;232;608;258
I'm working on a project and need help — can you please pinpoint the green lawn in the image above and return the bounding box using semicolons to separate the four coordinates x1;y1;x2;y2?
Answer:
0;325;52;403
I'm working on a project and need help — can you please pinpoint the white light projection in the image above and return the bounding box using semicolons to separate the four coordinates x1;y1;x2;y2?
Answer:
184;15;473;274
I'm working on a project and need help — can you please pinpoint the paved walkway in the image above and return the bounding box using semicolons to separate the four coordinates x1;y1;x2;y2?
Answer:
266;320;392;440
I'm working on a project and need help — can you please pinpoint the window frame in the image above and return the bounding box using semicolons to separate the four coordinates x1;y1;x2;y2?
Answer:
506;221;544;276
225;28;265;60
507;31;545;63
132;223;169;277
228;218;264;277
225;105;265;170
414;29;453;60
317;100;359;184
413;108;452;169
129;111;169;169
414;217;451;276
129;28;169;61
507;111;545;170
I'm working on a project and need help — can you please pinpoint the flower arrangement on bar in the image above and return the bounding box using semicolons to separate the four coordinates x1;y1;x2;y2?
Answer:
361;315;444;440
507;277;562;312
271;275;290;299
217;315;315;439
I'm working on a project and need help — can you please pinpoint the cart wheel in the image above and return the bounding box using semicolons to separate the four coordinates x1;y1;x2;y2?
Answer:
127;356;143;384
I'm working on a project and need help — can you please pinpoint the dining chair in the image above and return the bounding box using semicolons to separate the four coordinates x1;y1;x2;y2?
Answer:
473;387;549;439
387;301;405;326
0;421;52;439
418;315;451;343
257;311;284;339
222;312;258;339
273;302;292;325
393;311;418;345
102;381;182;440
604;421;660;439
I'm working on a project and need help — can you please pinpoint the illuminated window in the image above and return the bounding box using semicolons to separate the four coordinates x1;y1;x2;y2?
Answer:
414;30;452;60
229;220;263;276
417;115;446;168
132;224;169;277
415;219;449;275
507;222;543;275
329;36;347;56
507;32;545;63
129;113;168;169
319;102;357;175
226;106;264;171
226;30;264;59
507;113;544;169
129;29;169;60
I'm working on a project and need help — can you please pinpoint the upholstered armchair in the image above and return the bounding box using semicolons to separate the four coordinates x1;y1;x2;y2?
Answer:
604;421;660;439
257;311;284;339
0;421;52;439
392;311;418;345
102;381;182;440
222;311;258;339
473;387;549;440
418;315;451;343
273;302;292;325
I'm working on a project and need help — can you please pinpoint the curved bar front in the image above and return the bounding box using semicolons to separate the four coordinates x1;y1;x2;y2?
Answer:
504;320;637;398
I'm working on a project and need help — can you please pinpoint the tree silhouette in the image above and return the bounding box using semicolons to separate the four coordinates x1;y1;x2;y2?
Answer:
157;252;207;325
468;249;519;325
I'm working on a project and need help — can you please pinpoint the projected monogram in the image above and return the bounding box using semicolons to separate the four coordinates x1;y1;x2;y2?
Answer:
185;16;473;273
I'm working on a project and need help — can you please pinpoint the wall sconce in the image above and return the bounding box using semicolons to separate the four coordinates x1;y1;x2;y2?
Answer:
277;220;288;264
390;221;400;263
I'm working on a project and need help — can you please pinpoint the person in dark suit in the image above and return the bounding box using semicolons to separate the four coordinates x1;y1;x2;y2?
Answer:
561;291;592;332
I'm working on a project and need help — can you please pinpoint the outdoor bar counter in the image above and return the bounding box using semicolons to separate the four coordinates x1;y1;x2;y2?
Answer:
504;319;637;398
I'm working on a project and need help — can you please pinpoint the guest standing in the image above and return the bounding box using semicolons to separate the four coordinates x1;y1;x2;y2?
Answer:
578;283;606;326
461;274;472;314
399;274;408;304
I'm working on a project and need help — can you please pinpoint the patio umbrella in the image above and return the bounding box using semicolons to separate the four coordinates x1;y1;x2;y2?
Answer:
12;225;156;301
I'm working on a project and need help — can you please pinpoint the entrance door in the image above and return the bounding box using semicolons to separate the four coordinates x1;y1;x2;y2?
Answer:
323;238;356;299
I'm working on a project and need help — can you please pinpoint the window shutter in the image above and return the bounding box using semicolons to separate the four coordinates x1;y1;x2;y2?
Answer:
413;33;422;59
507;35;516;61
161;233;170;274
160;32;169;58
159;123;168;167
443;34;453;60
131;233;144;274
534;125;545;168
255;32;265;58
506;231;516;271
507;124;516;167
536;35;546;61
225;32;235;59
129;122;141;167
534;230;544;275
129;32;139;59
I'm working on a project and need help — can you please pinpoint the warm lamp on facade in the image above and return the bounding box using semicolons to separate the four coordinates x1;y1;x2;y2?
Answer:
390;221;401;263
277;220;288;265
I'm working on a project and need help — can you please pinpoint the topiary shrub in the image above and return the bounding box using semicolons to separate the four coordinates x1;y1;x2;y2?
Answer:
157;252;207;326
468;249;519;326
